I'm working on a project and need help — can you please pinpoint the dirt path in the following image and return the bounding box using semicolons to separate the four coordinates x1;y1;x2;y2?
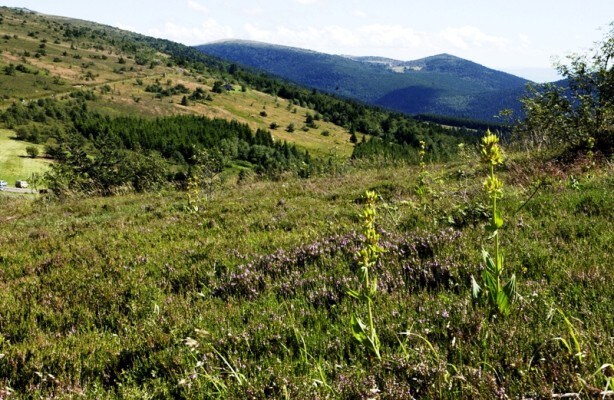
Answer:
1;187;38;194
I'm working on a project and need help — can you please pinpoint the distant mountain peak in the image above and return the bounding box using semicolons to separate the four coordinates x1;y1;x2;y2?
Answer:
201;39;323;55
196;40;531;122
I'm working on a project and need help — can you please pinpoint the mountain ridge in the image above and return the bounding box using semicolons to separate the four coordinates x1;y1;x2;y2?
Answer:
197;40;532;121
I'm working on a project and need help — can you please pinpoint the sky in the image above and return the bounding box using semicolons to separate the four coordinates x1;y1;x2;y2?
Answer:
1;0;612;82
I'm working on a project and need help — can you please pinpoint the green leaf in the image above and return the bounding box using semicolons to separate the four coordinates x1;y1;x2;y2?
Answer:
350;315;367;343
370;276;377;296
482;268;497;292
482;250;496;274
503;274;516;301
347;289;361;299
496;290;510;316
494;209;503;229
496;252;504;274
554;337;572;354
470;275;481;299
485;223;498;234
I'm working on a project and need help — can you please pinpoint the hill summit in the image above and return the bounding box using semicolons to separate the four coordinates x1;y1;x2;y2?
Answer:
197;40;531;121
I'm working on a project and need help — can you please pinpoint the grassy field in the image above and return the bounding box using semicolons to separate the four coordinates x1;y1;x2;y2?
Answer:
0;152;611;398
0;129;50;186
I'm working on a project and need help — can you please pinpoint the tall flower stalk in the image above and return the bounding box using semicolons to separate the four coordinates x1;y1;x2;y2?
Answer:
348;190;384;359
416;140;429;195
471;130;516;317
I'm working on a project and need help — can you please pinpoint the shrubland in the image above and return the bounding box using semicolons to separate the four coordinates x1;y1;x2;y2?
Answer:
1;149;612;398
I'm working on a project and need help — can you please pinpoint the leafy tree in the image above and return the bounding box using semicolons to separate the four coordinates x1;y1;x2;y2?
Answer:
517;22;613;154
189;147;225;200
211;80;224;94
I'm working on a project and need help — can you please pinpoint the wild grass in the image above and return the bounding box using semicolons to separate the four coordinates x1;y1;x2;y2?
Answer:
0;128;50;185
0;154;612;398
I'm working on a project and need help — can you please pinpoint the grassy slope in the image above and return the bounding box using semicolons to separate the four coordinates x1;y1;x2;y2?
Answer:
0;155;611;398
0;8;353;163
0;129;50;185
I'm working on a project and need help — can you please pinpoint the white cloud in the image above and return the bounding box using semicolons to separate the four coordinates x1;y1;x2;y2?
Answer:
295;0;319;4
359;24;424;48
324;26;361;47
440;26;510;50
352;10;367;18
242;23;426;53
244;24;358;50
187;0;209;14
149;19;234;45
244;23;275;42
518;33;530;49
242;7;265;17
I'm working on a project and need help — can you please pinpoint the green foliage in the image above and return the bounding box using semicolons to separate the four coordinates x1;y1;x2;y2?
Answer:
45;131;168;196
415;140;430;195
185;147;225;211
25;145;38;158
145;81;191;98
517;22;614;154
3;63;15;75
1;9;613;398
211;80;224;94
0;156;612;397
2;98;313;181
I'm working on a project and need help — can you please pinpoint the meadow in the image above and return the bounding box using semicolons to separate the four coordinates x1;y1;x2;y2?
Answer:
0;128;50;186
0;150;612;398
0;7;612;399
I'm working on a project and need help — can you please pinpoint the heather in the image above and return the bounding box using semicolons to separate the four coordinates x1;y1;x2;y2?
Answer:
1;155;612;398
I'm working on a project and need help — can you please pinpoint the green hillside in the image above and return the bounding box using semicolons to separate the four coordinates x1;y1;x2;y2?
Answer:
1;8;483;199
0;7;354;160
0;7;612;399
197;41;530;121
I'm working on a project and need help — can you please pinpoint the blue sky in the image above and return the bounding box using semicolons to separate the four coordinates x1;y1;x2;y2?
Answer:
1;0;612;82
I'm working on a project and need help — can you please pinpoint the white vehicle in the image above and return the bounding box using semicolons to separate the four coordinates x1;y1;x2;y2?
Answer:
0;180;7;190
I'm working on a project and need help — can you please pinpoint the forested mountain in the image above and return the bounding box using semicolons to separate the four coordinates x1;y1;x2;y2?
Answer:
197;40;531;121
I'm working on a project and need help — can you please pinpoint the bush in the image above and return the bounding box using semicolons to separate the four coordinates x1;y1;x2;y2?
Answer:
25;146;39;158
